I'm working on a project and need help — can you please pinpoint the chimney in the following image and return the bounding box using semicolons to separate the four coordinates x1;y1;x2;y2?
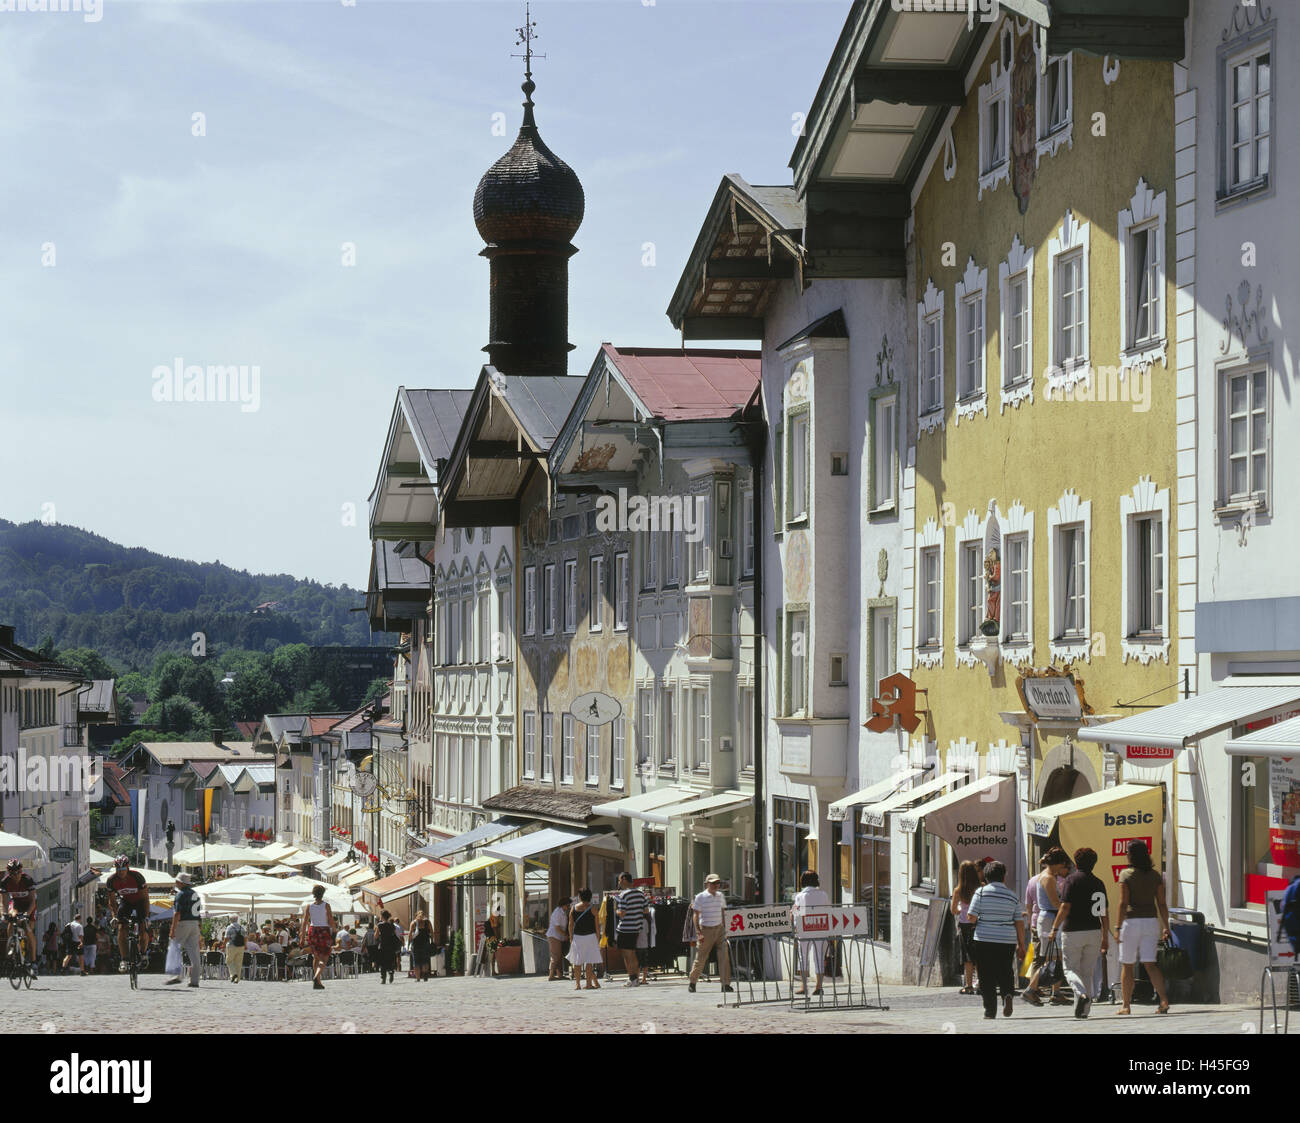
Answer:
211;728;224;747
0;625;14;647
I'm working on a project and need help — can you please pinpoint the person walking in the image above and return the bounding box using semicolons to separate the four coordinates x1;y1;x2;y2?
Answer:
568;888;601;991
546;898;570;980
966;861;1026;1020
687;873;732;995
1021;848;1072;1007
301;884;335;991
479;912;498;977
81;916;97;976
791;870;830;996
167;873;203;988
410;910;434;981
223;916;247;983
376;910;400;984
613;872;648;987
951;860;982;995
1116;840;1172;1016
362;921;378;973
42;923;59;973
1049;846;1110;1018
61;914;85;976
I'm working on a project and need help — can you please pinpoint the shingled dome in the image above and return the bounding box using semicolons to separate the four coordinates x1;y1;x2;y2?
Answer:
473;79;585;245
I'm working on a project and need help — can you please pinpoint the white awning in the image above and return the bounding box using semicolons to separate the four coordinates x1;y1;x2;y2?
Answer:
828;768;928;822
483;827;622;863
1026;783;1157;838
1225;713;1300;757
897;775;1002;833
861;771;966;827
640;791;750;825
1076;685;1300;753
592;788;693;819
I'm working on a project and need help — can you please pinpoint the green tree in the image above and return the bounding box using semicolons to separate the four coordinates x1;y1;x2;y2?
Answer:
289;680;333;713
361;677;390;706
141;696;214;736
54;646;120;681
225;665;287;722
270;643;312;695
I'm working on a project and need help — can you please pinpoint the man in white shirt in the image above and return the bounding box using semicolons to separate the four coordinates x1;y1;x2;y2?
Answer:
61;915;85;975
791;870;831;995
546;900;570;980
687;874;733;994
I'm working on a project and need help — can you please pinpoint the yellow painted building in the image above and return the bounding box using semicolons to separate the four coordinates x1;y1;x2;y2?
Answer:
903;22;1179;911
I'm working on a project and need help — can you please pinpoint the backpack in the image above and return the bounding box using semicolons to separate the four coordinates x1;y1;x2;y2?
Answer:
229;925;246;948
1281;876;1300;944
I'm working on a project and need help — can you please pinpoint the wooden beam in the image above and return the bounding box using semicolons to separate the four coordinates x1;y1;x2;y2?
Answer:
1047;15;1186;60
681;316;764;341
441;500;520;529
803;184;906;280
852;67;966;108
705;258;795;280
467;441;547;461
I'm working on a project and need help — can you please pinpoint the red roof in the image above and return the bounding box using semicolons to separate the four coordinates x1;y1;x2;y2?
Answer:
358;859;447;899
306;716;339;735
234;721;260;740
602;344;760;421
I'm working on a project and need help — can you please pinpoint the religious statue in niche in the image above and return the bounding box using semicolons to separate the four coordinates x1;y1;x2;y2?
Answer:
981;548;1001;636
1011;33;1037;215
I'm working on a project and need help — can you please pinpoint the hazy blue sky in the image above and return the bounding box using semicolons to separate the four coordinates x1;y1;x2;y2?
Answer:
0;0;848;588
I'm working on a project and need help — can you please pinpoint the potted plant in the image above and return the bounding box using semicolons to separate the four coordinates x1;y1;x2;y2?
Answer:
448;929;464;976
494;936;523;975
244;828;253;840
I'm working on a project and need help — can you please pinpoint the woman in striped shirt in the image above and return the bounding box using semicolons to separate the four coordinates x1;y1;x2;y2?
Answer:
966;861;1026;1020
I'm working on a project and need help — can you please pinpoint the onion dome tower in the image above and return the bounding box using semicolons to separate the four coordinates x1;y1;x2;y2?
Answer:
473;7;584;378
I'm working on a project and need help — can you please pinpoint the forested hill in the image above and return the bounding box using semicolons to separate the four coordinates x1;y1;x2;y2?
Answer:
0;519;389;671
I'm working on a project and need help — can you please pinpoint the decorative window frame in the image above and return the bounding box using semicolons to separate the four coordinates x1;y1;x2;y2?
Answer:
1047;488;1092;664
917;279;945;436
977;49;1012;199
998;234;1035;413
915;517;945;668
784;402;811;529
1117;177;1169;375
865;596;898;701
998;501;1035;667
1216;11;1276;210
1034;46;1074;163
953;507;988;668
954;257;989;425
784;602;811;718
1119;475;1171;665
1045;210;1091;399
867;384;899;518
1215;348;1273;517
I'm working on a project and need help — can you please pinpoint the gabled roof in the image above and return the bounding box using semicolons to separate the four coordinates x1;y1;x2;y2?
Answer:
234;721;260;740
600;345;761;422
775;309;849;353
0;626;84;682
124;741;257;769
481;785;614;826
77;679;118;719
365;539;430;631
100;760;130;806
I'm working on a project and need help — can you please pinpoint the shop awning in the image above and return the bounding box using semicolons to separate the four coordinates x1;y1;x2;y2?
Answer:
592;788;693;819
1225;713;1300;757
861;771;966;827
422;855;511;886
414;818;523;861
358;859;447;899
640;791;750;825
340;866;377;888
828;768;929;822
316;854;350;875
1076;685;1300;754
0;831;46;862
367;881;425;905
254;842;302;863
279;848;328;868
483;827;622;863
897;775;1002;833
1026;783;1158;838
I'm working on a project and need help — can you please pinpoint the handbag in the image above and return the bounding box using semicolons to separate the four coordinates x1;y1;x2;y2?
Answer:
1036;939;1063;988
1156;936;1193;980
164;940;183;976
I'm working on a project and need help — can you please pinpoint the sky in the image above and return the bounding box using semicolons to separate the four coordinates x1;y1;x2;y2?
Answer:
0;0;849;588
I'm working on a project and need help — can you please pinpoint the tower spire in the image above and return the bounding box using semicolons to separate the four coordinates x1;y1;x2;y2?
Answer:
512;3;546;126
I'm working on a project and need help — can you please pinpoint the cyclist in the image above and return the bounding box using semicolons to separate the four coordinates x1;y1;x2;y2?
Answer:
105;856;151;971
1;858;38;970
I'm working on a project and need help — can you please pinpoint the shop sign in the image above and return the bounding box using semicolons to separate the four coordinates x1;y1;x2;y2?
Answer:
50;846;75;864
864;672;921;734
1016;669;1091;723
794;906;871;938
1123;745;1177;763
570;692;621;727
725;904;790;937
1265;889;1297;965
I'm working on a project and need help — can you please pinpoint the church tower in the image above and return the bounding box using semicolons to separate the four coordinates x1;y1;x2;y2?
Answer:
473;8;584;378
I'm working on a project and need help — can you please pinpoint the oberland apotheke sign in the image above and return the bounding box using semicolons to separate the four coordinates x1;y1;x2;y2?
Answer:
1016;671;1091;723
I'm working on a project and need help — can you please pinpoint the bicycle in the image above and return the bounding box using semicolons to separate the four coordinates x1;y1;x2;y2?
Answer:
6;916;35;990
111;915;147;989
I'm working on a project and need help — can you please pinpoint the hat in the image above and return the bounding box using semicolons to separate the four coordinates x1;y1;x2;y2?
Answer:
704;873;721;885
174;872;192;886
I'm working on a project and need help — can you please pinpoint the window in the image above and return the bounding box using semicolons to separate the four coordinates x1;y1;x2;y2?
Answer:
542;564;556;634
1219;365;1269;508
855;814;891;942
638;687;654;764
1238;752;1271;907
919;547;941;648
830;452;849;476
774;798;810;904
658;687;675;767
523;567;536;636
478;736;490;806
614;553;629;630
561;713;574;783
958;291;985;400
436;734;448;795
1005;533;1030;643
1130;514;1165;636
1225;44;1271;195
772;424;784;534
829;654;847;686
741;490;754;577
477;592;490;662
689;495;711;581
868;604;895;698
1006;273;1030;385
738;685;754;772
787;412;809;522
922;313;942;412
496;585;512;658
641;531;658;590
563;559;577;633
959;541;984;648
589;555;604;631
1057;525;1087;638
1126;224;1161;349
871;394;897;510
1048;212;1090;380
541;712;554;780
912;823;938;889
667;523;683;585
499;734;515;790
1038;53;1072;140
788;610;809;715
562;514;580;541
691;687;710;771
585;722;600;785
611;719;625;789
981;77;1008;174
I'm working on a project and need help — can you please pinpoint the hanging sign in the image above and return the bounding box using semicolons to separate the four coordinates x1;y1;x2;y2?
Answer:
570;692;622;727
793;906;871;938
1017;669;1091;723
865;672;921;734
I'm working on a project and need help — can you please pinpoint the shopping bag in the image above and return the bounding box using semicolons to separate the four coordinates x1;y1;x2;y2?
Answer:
164;941;183;976
1019;943;1035;979
1037;940;1063;988
1156;937;1193;980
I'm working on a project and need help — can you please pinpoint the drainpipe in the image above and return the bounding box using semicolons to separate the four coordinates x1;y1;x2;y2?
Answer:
742;401;767;903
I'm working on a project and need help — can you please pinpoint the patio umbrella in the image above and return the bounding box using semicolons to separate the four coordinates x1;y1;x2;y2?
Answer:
0;830;46;862
99;866;177;888
230;864;263;875
265;864;298;876
88;847;115;866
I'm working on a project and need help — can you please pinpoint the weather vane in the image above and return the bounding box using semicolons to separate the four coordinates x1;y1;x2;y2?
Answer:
512;2;545;82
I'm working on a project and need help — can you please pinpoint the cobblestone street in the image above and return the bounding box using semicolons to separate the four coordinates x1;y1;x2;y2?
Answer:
0;973;1266;1036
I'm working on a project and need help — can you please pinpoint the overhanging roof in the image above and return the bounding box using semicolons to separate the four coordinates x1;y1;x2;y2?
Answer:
594;787;694;820
483;826;621;864
861;770;966;827
1026;783;1161;839
1077;686;1300;751
828;767;928;822
639;790;750;825
1225;714;1300;758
